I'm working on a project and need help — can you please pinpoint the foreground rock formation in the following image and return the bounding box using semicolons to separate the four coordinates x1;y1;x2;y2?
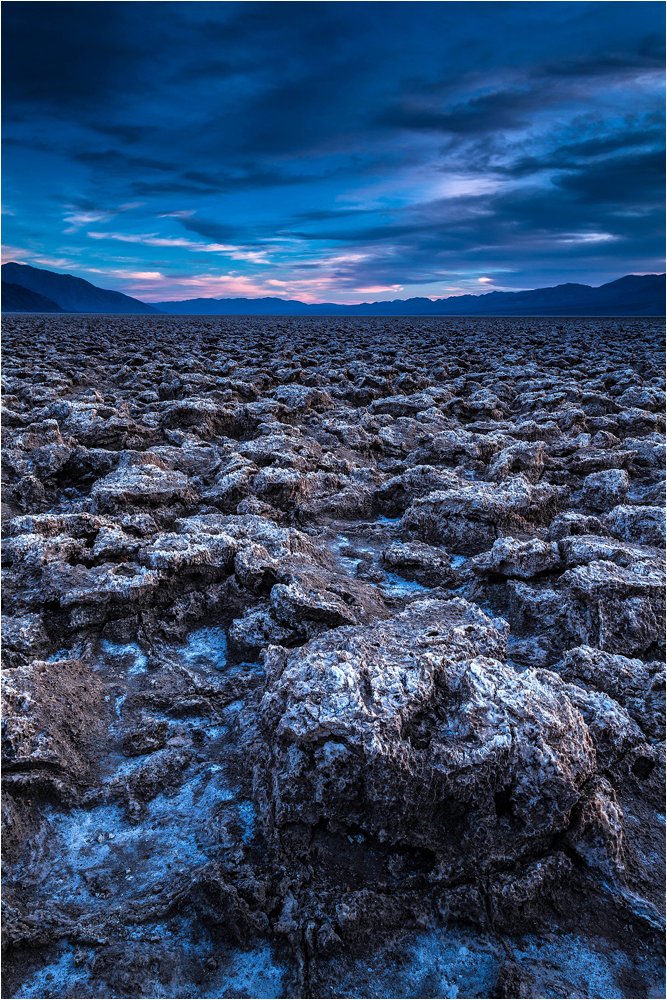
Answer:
2;314;665;999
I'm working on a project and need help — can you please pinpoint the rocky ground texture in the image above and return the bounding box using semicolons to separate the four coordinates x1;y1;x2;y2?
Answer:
1;315;665;999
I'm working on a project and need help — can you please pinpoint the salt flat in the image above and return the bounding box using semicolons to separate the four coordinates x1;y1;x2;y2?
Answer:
2;315;665;999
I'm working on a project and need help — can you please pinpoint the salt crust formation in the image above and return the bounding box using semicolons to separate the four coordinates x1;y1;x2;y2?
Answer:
1;315;665;998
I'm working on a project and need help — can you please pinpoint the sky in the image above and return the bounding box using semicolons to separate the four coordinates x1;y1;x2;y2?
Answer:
2;1;664;303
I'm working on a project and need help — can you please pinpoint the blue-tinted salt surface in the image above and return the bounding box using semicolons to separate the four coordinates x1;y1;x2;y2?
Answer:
15;913;660;1000
12;612;664;997
100;639;148;675
8;621;284;999
16;765;241;896
47;648;70;662
180;624;228;670
328;533;362;575
14;935;288;1000
382;572;431;596
316;927;664;999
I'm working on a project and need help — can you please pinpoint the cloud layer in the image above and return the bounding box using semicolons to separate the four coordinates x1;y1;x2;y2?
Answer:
2;1;664;302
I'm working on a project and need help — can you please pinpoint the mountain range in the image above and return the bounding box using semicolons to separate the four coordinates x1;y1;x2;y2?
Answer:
2;262;664;316
2;262;160;314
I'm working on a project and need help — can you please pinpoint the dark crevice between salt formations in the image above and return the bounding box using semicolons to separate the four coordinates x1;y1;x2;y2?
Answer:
1;315;665;998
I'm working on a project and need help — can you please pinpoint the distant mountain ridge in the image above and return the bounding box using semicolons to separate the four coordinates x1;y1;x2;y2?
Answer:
154;273;665;316
1;262;160;314
1;262;664;315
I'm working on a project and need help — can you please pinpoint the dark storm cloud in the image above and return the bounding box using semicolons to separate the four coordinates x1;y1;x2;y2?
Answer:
2;2;144;108
555;150;665;204
281;166;665;289
179;217;253;243
541;31;665;76
291;209;377;222
506;127;665;177
2;1;664;299
74;151;181;173
376;89;548;135
127;169;319;198
179;169;314;191
90;123;155;144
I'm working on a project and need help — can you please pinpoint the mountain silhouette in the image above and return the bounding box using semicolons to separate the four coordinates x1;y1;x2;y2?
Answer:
154;273;665;315
2;263;663;315
1;281;64;312
2;262;161;314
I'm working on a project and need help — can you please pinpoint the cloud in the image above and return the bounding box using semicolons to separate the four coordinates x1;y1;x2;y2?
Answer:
86;229;272;263
541;32;665;77
505;125;664;178
63;210;114;232
555;149;665;204
290;207;376;222
376;88;547;136
178;217;251;243
1;246;76;269
86;267;163;280
2;1;664;298
158;209;196;218
130;272;283;301
73;150;180;173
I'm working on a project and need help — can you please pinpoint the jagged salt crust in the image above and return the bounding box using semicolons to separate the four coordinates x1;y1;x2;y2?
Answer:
2;315;664;998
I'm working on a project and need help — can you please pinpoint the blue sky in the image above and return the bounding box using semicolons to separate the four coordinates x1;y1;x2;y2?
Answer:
2;1;664;302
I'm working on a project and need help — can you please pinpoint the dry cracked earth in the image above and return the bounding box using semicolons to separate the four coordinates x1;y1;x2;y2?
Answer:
1;314;665;1000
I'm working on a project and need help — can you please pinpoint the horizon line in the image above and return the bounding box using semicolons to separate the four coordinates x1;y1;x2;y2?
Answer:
2;261;664;307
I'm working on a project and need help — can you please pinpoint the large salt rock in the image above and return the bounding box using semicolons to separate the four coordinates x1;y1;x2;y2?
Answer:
3;418;74;480
487;440;545;483
56;399;151;449
1;613;50;668
175;513;325;565
616;385;666;412
558;646;665;741
400;475;566;554
557;533;663;574
566;447;635;475
228;606;297;654
472;536;562;578
508;581;567;637
254;598;595;881
3;524;163;612
272;384;332;411
374;465;461;515
138;531;236;573
560;560;665;656
239;429;322;470
382;540;456;586
201;460;258;511
604;505;666;548
91;464;197;513
370;392;438;418
617;407;660;436
545;511;604;541
408;427;511;470
582;469;629;511
269;567;387;631
148;442;222;478
558;535;665;656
